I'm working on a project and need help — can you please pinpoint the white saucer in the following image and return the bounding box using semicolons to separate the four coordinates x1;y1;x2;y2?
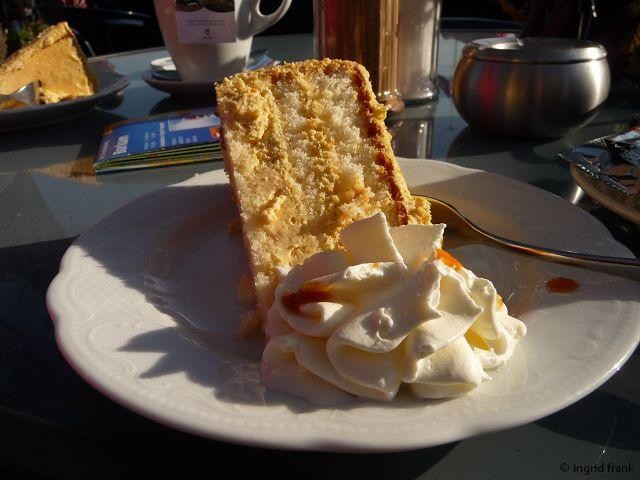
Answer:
150;56;176;72
143;51;276;101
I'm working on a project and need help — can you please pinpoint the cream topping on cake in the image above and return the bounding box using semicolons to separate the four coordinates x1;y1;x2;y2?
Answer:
260;213;526;405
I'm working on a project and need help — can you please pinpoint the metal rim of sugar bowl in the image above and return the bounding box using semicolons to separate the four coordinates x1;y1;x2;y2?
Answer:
461;37;608;64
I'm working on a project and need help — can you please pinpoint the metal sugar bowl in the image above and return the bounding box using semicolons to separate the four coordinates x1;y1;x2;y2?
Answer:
451;37;610;139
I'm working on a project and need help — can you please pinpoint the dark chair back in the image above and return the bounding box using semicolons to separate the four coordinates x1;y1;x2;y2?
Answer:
35;6;163;56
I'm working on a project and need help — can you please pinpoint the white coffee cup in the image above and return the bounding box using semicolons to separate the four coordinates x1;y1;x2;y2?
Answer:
154;0;292;82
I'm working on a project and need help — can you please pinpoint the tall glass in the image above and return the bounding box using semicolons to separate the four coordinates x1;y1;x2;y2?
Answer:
397;0;442;103
314;0;403;112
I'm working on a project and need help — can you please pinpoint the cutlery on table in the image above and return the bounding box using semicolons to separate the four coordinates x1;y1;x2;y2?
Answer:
0;81;40;107
420;195;640;280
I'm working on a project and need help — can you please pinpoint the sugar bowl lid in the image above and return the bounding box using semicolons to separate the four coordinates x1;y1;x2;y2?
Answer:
461;37;607;64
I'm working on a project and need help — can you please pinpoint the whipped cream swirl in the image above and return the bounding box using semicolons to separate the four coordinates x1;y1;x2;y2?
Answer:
260;213;526;405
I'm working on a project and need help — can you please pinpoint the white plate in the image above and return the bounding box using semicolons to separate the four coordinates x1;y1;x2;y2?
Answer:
47;159;640;452
0;59;129;132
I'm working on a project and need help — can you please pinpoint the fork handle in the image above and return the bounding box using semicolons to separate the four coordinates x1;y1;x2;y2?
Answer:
423;194;640;281
488;232;640;281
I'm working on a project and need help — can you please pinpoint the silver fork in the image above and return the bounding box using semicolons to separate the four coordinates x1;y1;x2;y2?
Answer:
0;81;40;106
420;195;640;280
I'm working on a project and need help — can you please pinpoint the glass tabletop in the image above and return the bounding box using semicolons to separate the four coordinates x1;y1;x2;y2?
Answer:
0;32;638;478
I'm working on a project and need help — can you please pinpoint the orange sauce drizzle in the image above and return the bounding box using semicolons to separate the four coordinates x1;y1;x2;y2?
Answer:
434;249;503;307
281;282;333;313
465;329;489;350
434;248;463;271
545;277;579;293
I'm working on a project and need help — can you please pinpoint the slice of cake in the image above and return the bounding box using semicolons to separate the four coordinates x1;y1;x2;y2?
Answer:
215;59;430;330
0;22;97;105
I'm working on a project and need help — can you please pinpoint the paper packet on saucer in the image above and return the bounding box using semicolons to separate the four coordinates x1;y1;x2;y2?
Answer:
559;126;640;195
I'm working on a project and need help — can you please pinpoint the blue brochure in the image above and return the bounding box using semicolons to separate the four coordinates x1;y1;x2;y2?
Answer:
94;106;223;173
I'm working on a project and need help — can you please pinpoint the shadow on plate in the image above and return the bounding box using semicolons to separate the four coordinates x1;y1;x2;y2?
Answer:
64;171;638;422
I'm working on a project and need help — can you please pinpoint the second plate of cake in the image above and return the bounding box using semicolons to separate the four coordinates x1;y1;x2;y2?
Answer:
47;159;640;452
0;59;129;132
